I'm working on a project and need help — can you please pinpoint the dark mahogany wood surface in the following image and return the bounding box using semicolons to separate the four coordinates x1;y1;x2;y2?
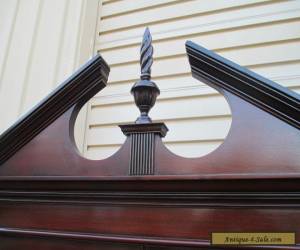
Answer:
0;54;109;166
0;41;299;249
0;42;298;180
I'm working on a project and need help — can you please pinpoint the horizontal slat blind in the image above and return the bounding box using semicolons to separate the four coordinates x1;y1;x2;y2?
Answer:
84;0;300;160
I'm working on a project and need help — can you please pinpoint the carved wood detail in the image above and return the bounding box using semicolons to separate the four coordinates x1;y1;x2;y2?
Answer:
0;29;299;249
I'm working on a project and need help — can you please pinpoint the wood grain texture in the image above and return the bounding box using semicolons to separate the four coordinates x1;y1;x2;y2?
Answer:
0;41;299;180
0;41;299;249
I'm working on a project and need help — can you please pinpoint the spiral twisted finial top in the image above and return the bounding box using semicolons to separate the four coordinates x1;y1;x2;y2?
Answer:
140;27;153;80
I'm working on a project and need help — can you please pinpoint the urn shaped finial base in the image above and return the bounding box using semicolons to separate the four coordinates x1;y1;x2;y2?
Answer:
131;79;160;124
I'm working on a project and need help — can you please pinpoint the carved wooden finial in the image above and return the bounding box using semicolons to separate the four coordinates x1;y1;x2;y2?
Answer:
140;27;153;80
131;27;160;124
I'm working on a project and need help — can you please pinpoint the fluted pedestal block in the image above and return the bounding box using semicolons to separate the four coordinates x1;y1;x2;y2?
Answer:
119;123;168;175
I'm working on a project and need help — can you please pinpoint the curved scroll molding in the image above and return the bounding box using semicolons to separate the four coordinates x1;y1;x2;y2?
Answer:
186;41;300;130
0;54;109;165
0;37;299;193
150;41;300;177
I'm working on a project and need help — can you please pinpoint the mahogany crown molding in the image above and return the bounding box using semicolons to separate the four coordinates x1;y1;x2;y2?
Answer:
0;54;109;165
186;40;300;129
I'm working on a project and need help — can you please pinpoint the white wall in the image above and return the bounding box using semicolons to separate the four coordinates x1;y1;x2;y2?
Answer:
0;0;99;151
84;0;300;159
